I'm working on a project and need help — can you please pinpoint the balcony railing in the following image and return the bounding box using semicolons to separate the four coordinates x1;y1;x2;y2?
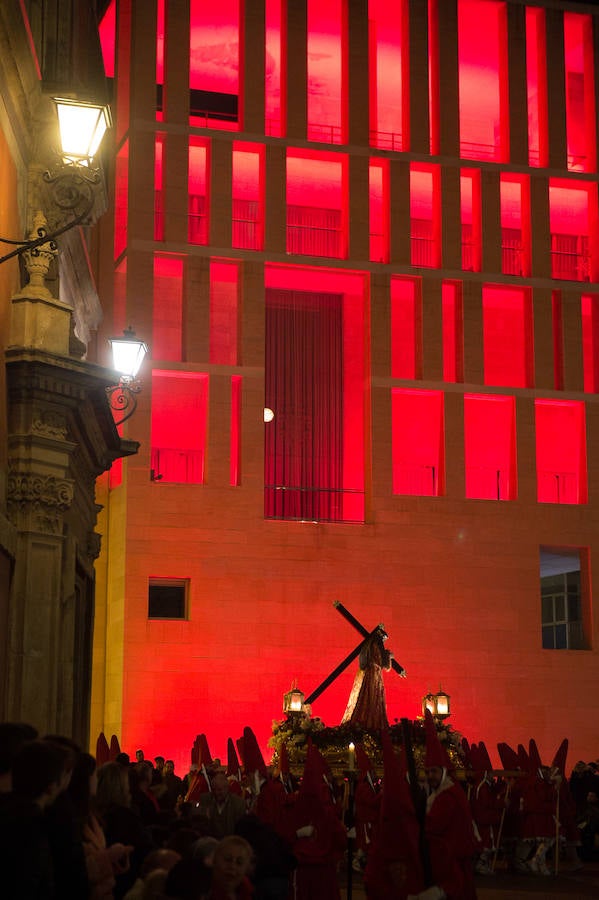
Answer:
287;206;343;258
232;199;261;250
537;469;581;504
189;194;208;244
150;448;204;484
264;485;364;524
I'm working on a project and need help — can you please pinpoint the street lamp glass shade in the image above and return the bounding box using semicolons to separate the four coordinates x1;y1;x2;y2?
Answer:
434;690;450;718
53;97;112;163
109;330;148;378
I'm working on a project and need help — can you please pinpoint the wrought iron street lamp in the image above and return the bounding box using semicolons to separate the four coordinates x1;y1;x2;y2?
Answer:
0;96;111;266
106;328;149;426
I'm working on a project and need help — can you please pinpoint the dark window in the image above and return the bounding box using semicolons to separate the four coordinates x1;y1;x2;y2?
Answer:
148;579;188;619
540;548;585;649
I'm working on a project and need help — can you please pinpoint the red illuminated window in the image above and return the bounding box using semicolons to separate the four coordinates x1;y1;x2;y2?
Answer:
307;0;346;143
155;135;164;241
189;0;240;129
536;400;587;504
113;259;127;338
500;174;530;277
230;376;241;486
525;6;548;167
458;0;508;163
483;284;533;388
391;276;422;380
369;159;389;263
153;255;183;361
151;371;209;484
392;389;444;496
564;12;597;174
210;260;239;365
428;0;439;155
581;294;599;393
460;169;481;272
368;0;408;151
442;281;464;383
464;394;517;501
232;142;264;251
411;164;441;268
265;0;286;136
264;265;366;524
114;141;129;259
188;139;209;245
552;291;564;391
156;0;165;118
99;0;116;78
286;150;347;259
549;179;593;282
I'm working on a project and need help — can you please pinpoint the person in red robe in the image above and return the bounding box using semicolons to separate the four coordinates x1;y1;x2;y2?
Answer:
280;742;347;900
407;710;478;900
341;625;393;731
365;730;425;899
353;744;380;870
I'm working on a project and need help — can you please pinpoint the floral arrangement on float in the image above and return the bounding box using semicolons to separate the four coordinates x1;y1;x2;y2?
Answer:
268;706;466;777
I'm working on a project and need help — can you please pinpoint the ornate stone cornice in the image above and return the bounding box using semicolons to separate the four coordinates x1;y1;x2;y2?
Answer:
7;470;75;535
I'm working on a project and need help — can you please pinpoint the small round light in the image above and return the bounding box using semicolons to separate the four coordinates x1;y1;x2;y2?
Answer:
263;407;274;423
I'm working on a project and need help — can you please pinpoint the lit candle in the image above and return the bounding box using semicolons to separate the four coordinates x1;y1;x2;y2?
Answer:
348;742;356;771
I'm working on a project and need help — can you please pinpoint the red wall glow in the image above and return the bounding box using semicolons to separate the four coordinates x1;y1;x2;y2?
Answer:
536;400;587;504
483;284;533;388
154;136;164;241
581;294;599;393
461;168;481;272
230;376;242;486
232;142;264;251
265;264;367;523
210;260;239;366
564;12;597;173
500;174;530;277
151;371;209;484
442;280;464;383
307;0;346;143
265;0;286;136
525;5;547;167
458;0;508;162
153;255;183;362
286;150;347;258
391;276;421;379
114;142;129;259
98;0;116;78
189;139;209;245
464;394;517;500
368;0;408;151
189;0;240;129
392;389;444;496
369;159;389;263
410;164;440;268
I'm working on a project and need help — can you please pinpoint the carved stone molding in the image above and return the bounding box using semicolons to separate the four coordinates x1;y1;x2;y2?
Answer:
7;471;75;512
30;410;68;440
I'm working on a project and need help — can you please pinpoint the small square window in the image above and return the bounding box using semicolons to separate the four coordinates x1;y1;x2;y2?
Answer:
148;579;189;619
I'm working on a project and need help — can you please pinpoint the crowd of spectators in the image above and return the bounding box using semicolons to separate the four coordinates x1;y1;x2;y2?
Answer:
0;723;293;899
2;719;599;900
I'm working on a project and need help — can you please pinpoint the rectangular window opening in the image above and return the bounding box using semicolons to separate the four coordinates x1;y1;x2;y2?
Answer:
148;578;189;620
540;547;588;650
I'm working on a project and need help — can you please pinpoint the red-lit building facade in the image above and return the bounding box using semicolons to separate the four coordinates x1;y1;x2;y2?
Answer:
92;0;599;770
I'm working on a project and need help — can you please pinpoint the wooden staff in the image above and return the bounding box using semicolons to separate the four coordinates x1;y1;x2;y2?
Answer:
491;782;510;873
554;786;560;876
